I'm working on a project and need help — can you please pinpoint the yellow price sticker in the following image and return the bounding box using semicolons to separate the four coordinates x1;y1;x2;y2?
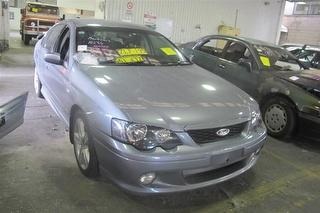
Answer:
115;55;144;64
117;48;147;56
31;8;39;13
260;56;270;67
160;47;177;56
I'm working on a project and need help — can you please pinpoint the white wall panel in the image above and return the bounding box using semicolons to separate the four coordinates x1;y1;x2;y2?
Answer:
104;0;285;44
57;0;95;11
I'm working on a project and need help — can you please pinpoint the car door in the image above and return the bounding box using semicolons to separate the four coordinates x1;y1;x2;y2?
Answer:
192;38;229;78
37;24;66;119
44;26;71;123
0;93;28;139
218;41;260;99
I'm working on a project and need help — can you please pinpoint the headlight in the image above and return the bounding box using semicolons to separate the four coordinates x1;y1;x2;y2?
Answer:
111;118;182;151
31;22;36;27
250;104;263;130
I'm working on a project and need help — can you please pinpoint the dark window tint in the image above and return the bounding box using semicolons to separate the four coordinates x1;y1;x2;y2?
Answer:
57;27;70;63
42;24;65;51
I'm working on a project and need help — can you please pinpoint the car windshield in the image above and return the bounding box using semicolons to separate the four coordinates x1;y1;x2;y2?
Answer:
254;44;306;71
75;26;191;66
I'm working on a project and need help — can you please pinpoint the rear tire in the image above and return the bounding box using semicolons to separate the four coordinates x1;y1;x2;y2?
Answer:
71;110;99;178
262;97;296;138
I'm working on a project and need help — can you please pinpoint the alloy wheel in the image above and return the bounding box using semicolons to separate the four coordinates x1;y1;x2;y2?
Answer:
73;118;90;170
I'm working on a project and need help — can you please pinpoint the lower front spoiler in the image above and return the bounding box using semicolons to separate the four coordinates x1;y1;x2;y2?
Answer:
94;134;266;195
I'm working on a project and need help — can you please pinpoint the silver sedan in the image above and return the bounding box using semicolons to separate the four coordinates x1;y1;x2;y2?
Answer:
33;19;266;194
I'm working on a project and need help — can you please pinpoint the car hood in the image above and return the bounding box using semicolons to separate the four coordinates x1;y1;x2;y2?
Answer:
80;64;253;131
272;69;320;90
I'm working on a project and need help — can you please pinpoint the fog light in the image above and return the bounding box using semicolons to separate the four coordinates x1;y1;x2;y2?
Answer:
139;173;156;185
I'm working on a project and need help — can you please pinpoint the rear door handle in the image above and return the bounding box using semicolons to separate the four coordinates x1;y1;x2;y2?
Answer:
218;64;225;69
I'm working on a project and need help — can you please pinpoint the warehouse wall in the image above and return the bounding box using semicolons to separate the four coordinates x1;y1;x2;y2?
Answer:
9;7;21;30
282;15;320;45
102;0;285;44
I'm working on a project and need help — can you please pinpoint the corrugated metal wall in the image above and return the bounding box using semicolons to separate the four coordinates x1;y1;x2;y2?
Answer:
105;0;218;43
104;0;285;44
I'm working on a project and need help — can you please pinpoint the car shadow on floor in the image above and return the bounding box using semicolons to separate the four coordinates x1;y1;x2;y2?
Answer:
288;134;320;154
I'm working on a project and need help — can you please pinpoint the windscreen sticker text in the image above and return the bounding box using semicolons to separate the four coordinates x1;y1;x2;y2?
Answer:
160;47;177;55
116;48;148;56
115;55;144;64
77;45;88;52
260;56;270;67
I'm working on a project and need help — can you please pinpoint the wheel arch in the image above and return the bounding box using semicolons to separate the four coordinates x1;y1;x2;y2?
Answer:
260;92;298;111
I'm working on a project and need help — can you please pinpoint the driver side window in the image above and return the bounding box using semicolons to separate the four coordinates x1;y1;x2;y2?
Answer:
224;42;257;69
198;38;227;58
42;24;65;52
56;27;70;66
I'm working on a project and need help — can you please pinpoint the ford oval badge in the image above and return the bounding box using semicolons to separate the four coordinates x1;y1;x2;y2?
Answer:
216;128;230;137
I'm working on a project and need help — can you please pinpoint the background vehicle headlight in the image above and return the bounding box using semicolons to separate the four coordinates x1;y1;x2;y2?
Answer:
111;118;182;151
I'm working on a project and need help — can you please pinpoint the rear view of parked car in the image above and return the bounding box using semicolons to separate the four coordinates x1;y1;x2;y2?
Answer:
180;35;320;138
282;44;320;69
33;19;266;194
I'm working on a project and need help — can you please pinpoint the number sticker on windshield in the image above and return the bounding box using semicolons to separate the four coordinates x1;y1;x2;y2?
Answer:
260;56;270;67
160;47;177;56
77;45;88;52
117;48;148;56
115;55;144;64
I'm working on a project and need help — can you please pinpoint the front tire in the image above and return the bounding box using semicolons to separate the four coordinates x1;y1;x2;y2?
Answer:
24;35;31;45
34;69;44;98
71;110;99;178
262;97;296;138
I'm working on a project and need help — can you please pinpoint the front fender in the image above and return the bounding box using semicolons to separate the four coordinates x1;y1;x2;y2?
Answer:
259;77;320;113
69;64;127;136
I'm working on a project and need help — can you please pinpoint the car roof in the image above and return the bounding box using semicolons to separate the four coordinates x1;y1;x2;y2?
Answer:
199;35;280;48
62;19;152;31
281;43;320;51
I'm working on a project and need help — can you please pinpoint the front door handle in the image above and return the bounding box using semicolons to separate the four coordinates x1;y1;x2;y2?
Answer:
218;64;225;69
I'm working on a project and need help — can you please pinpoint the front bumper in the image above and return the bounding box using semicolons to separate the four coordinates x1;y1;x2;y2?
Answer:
92;126;266;194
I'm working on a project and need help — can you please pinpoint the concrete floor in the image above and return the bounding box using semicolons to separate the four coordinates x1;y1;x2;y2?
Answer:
0;33;320;213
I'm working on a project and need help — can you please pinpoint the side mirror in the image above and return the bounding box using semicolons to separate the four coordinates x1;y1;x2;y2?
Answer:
36;33;45;40
238;58;252;72
44;53;62;65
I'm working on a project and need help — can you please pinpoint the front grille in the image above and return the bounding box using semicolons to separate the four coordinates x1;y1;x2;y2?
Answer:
187;122;247;144
39;20;55;27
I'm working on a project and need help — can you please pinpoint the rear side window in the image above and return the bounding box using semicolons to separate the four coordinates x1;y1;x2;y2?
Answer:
42;24;65;51
198;39;228;58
